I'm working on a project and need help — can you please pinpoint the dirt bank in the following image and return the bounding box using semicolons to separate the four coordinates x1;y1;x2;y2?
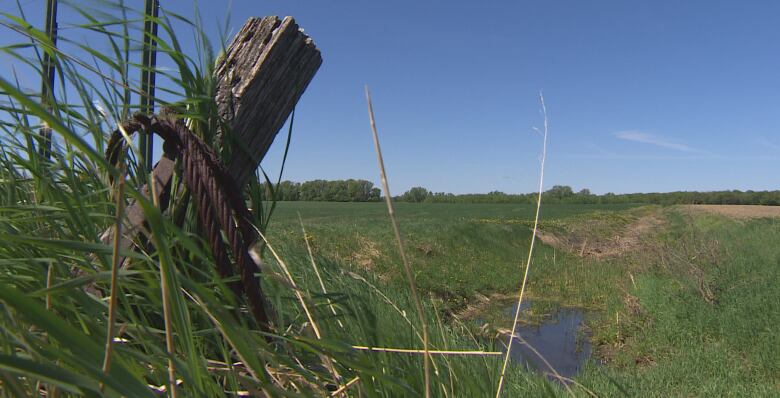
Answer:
536;213;664;258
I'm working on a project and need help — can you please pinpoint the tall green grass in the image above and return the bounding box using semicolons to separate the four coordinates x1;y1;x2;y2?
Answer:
568;209;780;397
0;3;567;397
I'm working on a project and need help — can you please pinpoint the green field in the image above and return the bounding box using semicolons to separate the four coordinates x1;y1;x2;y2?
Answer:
3;170;780;396
268;202;638;302
260;201;780;396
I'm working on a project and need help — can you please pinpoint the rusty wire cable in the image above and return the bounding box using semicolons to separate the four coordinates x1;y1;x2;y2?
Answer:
106;112;270;329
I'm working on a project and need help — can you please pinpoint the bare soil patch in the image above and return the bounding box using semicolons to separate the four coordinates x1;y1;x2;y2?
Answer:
681;205;780;219
536;214;664;258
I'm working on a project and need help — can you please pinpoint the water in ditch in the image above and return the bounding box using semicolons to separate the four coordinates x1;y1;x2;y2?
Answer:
504;302;591;381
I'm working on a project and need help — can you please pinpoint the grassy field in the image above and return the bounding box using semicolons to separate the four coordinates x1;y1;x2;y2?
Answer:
262;201;780;396
2;161;779;396
268;202;638;306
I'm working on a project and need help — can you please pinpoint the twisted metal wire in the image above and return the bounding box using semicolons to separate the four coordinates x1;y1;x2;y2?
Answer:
107;113;270;329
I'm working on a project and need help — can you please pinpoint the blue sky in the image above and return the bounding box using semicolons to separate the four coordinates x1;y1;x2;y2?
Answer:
4;1;780;194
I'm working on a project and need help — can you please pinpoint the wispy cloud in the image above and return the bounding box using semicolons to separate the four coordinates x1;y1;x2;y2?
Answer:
755;137;780;152
559;154;780;161
614;130;699;152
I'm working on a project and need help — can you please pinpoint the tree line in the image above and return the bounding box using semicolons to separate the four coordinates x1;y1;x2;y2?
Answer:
398;185;780;206
257;179;382;202
259;180;780;206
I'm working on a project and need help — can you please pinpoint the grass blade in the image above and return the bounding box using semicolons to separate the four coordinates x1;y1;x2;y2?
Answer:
0;285;155;397
0;354;101;397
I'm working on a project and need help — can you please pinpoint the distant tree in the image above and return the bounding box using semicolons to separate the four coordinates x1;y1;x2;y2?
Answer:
544;185;574;202
369;187;382;201
345;179;377;201
402;187;431;203
300;180;328;201
277;181;300;201
574;188;596;203
324;180;348;201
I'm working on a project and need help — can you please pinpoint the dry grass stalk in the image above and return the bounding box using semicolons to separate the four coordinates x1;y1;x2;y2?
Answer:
365;85;431;398
298;212;344;329
345;271;445;373
255;229;322;339
102;161;126;380
46;264;54;310
579;237;588;257
430;297;456;397
147;379;183;394
495;93;551;398
150;170;178;398
253;230;343;383
351;346;501;356
345;271;424;342
330;376;360;396
183;291;266;386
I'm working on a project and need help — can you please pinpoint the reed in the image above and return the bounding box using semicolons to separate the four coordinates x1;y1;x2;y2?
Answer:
496;92;550;397
365;85;432;398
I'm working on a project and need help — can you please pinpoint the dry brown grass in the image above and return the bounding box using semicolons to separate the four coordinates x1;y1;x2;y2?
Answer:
535;212;664;259
366;86;431;398
681;204;780;219
349;235;382;270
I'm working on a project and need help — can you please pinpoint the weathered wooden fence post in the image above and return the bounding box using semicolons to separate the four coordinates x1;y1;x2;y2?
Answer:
110;16;320;244
99;17;321;312
215;17;322;186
